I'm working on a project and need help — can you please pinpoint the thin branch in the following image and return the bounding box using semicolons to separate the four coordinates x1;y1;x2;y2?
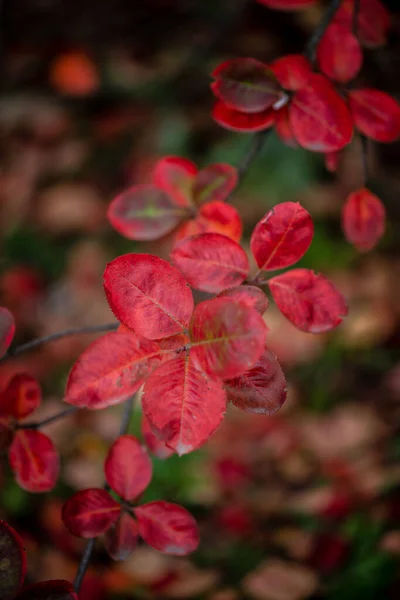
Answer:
237;130;272;182
360;134;370;185
304;0;342;64
17;406;79;430
352;0;361;37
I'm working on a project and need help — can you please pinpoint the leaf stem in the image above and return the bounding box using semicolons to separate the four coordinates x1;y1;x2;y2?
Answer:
360;133;370;186
16;406;79;430
304;0;342;64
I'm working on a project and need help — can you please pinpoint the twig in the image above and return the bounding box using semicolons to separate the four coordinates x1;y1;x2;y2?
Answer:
304;0;342;64
16;406;79;430
352;0;361;37
360;134;369;185
237;130;272;182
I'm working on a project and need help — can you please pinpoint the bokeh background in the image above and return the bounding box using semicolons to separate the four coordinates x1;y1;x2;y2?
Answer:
1;0;400;598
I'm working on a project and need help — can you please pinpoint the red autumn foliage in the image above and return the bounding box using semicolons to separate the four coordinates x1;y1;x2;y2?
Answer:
333;0;390;48
50;51;99;96
348;89;400;143
0;307;15;358
317;23;363;84
341;187;386;251
270;54;313;91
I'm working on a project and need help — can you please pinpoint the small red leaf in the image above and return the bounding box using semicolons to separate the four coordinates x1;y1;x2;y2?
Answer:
134;501;199;555
171;233;249;293
177;201;243;243
65;331;162;409
104;512;138;561
104;434;152;501
217;285;269;315
142;355;226;455
225;348;287;415
317;23;363;84
290;74;353;152
9;430;59;492
0;373;41;420
348;89;400;143
16;580;78;600
269;268;348;333
153;156;197;207
190;298;267;379
341;187;385;251
0;520;26;600
334;0;390;48
62;489;121;538
0;307;15;358
274;105;297;148
193;163;238;205
142;414;174;459
270;54;312;91
212;101;276;132
250;202;314;271
104;254;194;339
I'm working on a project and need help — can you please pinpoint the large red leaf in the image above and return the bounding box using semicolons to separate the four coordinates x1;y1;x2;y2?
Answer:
107;184;189;241
290;74;353;152
104;434;152;501
269;268;348;333
217;285;269;315
142;355;226;455
62;489;121;538
257;0;317;8
317;23;363;84
341;188;385;251
0;520;26;600
134;501;199;555
348;89;400;143
9;430;59;492
270;54;312;91
152;156;197;207
176;201;243;243
104;512;138;561
193;164;238;205
211;58;285;114
0;307;15;358
65;331;162;409
334;0;390;48
190;298;267;379
171;233;249;293
250;202;313;271
225;349;287;415
0;373;41;420
212;101;276;132
104;254;194;339
16;580;78;600
142;414;174;459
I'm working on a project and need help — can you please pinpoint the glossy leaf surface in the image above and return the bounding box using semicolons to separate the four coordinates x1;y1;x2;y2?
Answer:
177;201;242;243
9;430;59;492
104;512;138;561
349;89;400;143
317;23;362;84
104;434;152;501
62;489;120;538
0;520;26;600
153;156;197;207
212;101;276;132
16;580;78;600
0;373;41;419
217;284;269;315
342;188;385;251
0;307;15;358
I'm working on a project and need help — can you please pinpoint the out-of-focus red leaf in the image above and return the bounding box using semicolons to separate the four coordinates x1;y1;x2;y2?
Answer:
103;254;194;339
217;285;269;315
65;331;162;409
142;355;226;455
212;101;276;132
107;184;189;241
176;201;243;243
134;501;199;555
341;187;385;251
104;512;138;561
334;0;390;48
142;414;174;459
0;520;26;600
171;233;249;293
193;164;237;205
270;54;312;90
62;489;121;538
9;430;59;492
0;307;15;358
0;374;41;420
153;157;197;207
325;151;340;173
348;89;400;143
250;202;313;271
317;23;362;84
225;349;287;415
50;51;99;96
290;74;353;151
211;58;285;114
269;268;348;333
190;298;267;379
274;105;297;147
16;580;78;600
104;434;152;501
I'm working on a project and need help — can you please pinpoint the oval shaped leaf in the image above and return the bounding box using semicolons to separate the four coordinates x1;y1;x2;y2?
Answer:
0;520;26;600
342;187;385;251
348;89;400;143
142;414;174;459
0;307;15;359
212;101;276;132
104;512;138;561
269;268;348;333
104;434;152;501
334;0;390;48
317;23;362;84
0;373;41;420
217;285;269;315
193;163;238;205
270;54;312;91
134;501;199;555
177;201;243;243
16;580;77;600
171;233;249;293
104;254;194;339
250;202;314;271
152;156;197;207
9;430;59;492
62;489;121;538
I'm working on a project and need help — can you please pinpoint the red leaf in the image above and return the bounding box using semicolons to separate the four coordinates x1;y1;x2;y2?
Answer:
104;434;152;501
153;156;197;207
341;187;385;251
176;201;243;243
269;268;348;333
142;355;226;455
142;414;174;459
334;0;390;48
16;580;78;600
290;74;353;152
0;520;26;600
9;430;59;492
348;89;400;143
190;298;267;379
171;233;249;293
317;23;362;84
0;373;41;420
107;184;189;241
0;307;15;358
65;331;162;409
250;202;314;271
193;163;238;205
274;105;298;148
134;501;199;555
225;348;287;415
0;416;14;451
211;58;285;114
217;284;269;315
270;54;312;91
325;151;340;173
104;512;138;561
103;254;194;339
212;101;276;132
62;489;121;538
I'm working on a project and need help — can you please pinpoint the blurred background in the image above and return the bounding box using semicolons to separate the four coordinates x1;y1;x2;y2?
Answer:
1;0;400;598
